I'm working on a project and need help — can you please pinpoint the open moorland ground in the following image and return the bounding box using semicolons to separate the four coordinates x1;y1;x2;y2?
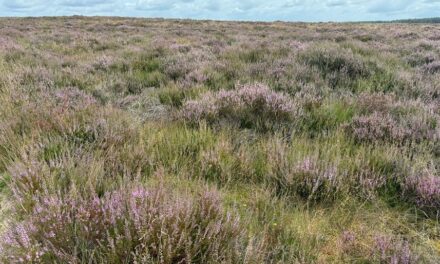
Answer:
0;17;439;263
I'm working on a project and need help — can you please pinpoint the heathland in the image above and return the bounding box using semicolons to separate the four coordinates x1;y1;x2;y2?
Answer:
0;17;439;263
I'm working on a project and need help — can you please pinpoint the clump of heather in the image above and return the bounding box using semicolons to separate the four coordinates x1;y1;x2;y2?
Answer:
345;112;404;143
404;51;436;67
181;83;296;131
423;61;440;74
289;157;339;201
346;110;440;144
352;167;389;200
340;231;356;251
268;154;340;201
403;167;440;212
299;43;371;88
372;235;418;264
53;87;97;111
0;36;22;52
355;92;396;114
1;186;244;263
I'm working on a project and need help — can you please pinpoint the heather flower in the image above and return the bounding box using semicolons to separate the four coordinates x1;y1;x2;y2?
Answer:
236;83;295;113
184;68;208;85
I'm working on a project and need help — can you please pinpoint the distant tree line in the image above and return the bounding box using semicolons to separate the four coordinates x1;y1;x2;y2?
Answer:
371;17;440;23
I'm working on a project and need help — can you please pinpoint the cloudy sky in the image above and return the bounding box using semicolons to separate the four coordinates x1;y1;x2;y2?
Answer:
0;0;439;22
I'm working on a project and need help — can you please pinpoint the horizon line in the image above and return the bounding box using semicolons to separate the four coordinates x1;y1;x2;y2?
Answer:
0;15;439;24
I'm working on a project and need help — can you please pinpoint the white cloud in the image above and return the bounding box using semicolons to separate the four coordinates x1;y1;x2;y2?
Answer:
57;0;110;7
3;0;45;9
367;0;413;13
0;0;439;21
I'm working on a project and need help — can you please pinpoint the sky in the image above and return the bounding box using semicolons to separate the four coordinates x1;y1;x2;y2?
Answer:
0;0;439;22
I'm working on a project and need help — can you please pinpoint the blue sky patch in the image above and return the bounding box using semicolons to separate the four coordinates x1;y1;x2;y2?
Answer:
0;0;439;22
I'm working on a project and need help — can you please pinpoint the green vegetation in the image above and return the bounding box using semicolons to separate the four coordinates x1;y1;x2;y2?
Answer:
0;17;439;263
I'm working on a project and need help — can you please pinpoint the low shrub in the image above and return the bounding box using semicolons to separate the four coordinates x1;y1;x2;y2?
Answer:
299;44;371;88
371;235;418;264
345;112;404;143
403;166;440;213
181;83;297;131
355;92;396;114
163;54;196;81
0;186;244;263
423;61;440;74
404;52;436;67
286;157;339;201
267;152;340;201
345;111;439;144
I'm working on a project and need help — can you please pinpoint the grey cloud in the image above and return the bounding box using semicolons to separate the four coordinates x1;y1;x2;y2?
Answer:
367;0;413;13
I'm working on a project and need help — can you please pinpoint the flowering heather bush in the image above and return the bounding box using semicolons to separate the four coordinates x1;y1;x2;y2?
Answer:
299;43;371;88
7;158;47;212
181;83;296;130
404;167;440;212
90;55;114;72
423;61;440;74
163;55;194;81
289;157;339;201
346;112;404;143
1;187;244;263
339;231;357;253
346;110;439;144
53;87;97;111
268;154;340;201
404;52;436;67
292;84;324;111
353;167;389;199
355;92;396;114
372;235;418;264
0;35;23;56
